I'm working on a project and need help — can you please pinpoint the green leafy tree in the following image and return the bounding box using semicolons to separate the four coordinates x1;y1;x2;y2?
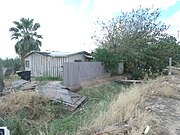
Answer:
9;17;43;69
0;58;4;95
93;7;180;79
1;57;21;72
93;48;121;74
1;58;13;68
12;57;21;72
94;7;168;55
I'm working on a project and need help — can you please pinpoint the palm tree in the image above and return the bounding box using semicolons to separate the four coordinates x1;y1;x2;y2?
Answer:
9;17;43;69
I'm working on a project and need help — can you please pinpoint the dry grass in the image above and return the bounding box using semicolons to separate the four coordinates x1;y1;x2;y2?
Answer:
149;76;180;99
76;76;179;135
3;74;20;86
0;90;69;134
81;74;129;89
0;91;50;119
1;75;179;134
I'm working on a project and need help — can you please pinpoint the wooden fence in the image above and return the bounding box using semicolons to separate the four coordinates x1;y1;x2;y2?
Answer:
63;62;105;86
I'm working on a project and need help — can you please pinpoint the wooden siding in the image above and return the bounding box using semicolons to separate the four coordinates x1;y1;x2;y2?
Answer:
63;62;106;86
68;53;86;62
25;53;68;77
24;52;88;77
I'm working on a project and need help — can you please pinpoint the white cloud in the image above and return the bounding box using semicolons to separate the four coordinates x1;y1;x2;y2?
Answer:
80;0;91;11
0;0;179;58
39;3;95;52
141;0;177;10
0;0;95;58
90;0;178;19
90;0;180;41
165;10;180;40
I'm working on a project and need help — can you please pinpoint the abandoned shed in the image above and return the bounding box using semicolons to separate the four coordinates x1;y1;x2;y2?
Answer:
24;51;92;77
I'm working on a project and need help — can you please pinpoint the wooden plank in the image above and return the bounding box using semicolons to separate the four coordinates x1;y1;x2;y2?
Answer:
120;79;144;83
171;66;180;71
67;96;86;111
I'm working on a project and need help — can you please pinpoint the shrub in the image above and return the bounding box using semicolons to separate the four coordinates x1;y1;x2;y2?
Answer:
93;48;121;74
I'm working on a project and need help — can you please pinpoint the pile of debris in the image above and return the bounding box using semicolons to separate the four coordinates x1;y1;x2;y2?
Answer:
3;79;86;111
11;79;36;91
3;79;37;95
39;81;86;111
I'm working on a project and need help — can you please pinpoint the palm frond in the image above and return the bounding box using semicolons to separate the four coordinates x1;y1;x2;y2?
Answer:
32;32;43;39
35;39;42;47
11;33;22;37
13;21;23;30
11;36;18;40
10;33;22;40
10;17;42;55
29;19;34;24
36;34;43;39
9;27;19;32
32;23;40;31
14;42;21;55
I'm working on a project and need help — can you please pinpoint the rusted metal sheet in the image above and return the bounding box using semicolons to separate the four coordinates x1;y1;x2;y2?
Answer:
40;81;86;110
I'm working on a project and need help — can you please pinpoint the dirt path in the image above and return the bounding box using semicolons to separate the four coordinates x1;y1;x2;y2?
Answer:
144;96;180;134
143;76;180;135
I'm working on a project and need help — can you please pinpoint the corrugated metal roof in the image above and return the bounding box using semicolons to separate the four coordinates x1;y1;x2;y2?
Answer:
24;51;90;58
36;52;50;56
84;54;93;59
49;51;83;57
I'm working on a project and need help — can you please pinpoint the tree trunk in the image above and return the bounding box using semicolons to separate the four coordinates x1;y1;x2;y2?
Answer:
0;58;4;96
20;54;25;70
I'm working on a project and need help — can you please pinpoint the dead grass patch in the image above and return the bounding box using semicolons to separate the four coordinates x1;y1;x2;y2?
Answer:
81;74;128;89
146;76;180;99
76;76;179;135
0;90;69;134
0;91;50;119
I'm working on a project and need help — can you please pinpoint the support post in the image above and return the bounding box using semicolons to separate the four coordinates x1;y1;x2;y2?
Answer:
168;58;172;76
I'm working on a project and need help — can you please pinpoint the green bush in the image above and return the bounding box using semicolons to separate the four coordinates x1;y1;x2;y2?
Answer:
93;48;121;74
1;57;21;72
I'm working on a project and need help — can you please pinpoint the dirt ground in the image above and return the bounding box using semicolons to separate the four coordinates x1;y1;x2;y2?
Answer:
144;96;180;134
145;76;180;135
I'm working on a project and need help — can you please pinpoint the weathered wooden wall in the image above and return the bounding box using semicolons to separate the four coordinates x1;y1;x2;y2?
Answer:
25;53;68;77
25;52;89;78
63;62;106;86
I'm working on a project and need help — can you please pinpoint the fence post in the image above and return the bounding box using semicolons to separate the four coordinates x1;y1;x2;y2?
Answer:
168;58;172;76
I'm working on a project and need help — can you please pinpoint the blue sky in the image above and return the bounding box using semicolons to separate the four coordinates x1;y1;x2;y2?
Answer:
161;1;180;18
0;0;179;59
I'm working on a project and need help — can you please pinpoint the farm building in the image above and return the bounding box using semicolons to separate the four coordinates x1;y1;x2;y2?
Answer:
24;51;92;77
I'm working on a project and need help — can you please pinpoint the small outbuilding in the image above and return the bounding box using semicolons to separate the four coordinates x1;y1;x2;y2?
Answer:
24;51;92;77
